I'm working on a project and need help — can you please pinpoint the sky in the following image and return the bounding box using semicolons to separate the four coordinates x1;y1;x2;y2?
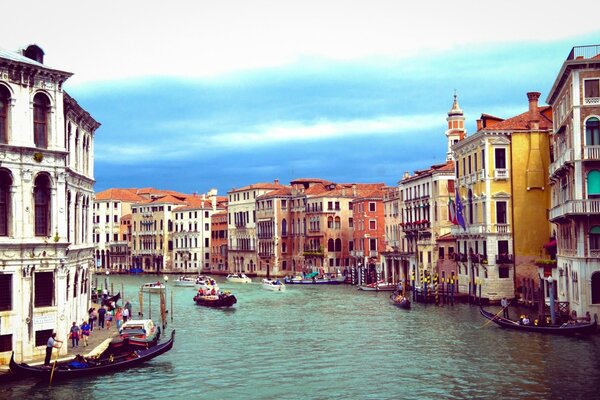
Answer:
3;1;600;196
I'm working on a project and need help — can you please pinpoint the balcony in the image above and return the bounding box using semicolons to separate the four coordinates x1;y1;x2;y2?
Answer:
549;199;600;221
478;170;486;181
550;148;573;177
584;145;600;161
494;168;509;180
470;253;488;265
492;224;510;234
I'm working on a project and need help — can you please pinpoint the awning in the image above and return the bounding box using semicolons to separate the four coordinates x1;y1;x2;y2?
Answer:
544;239;557;249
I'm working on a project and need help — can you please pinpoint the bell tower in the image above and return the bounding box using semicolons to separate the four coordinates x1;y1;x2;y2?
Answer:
446;92;466;161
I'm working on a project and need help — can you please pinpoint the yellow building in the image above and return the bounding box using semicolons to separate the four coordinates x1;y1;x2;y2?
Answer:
452;92;553;302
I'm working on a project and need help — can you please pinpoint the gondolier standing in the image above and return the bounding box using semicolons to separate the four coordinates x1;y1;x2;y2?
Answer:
44;333;62;366
501;297;510;318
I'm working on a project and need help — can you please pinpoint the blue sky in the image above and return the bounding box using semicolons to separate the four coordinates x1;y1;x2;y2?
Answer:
4;1;600;195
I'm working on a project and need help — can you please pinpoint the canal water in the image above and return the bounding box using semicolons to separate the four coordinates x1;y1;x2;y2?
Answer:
5;275;600;399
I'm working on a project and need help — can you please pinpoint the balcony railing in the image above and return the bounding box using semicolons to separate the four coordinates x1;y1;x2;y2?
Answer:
567;44;600;60
550;148;574;177
478;170;486;181
496;254;514;264
494;168;509;180
584;145;600;161
550;199;600;221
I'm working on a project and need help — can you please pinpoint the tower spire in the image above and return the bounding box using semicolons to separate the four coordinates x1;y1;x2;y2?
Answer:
445;91;466;161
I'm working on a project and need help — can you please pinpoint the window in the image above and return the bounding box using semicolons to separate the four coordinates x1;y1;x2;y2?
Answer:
0;334;12;352
35;329;53;347
34;174;51;237
584;79;600;102
0;274;12;311
369;202;376;212
589;226;600;251
586;117;600;146
0;85;9;143
0;170;11;236
439;247;445;260
588;170;600;197
494;148;506;169
592;272;600;304
369;220;376;230
33;93;50;148
496;201;507;224
34;271;54;307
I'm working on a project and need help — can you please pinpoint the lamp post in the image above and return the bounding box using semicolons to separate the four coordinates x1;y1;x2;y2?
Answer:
548;276;556;325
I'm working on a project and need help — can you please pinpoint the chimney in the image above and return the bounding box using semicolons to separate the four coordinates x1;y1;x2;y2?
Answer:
274;179;279;185
23;44;45;64
527;91;541;130
476;119;482;131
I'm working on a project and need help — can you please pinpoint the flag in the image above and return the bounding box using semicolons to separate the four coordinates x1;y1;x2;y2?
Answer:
448;196;458;225
455;191;466;230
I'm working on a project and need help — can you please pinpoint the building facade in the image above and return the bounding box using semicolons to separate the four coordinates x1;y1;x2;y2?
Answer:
547;44;600;318
0;45;99;362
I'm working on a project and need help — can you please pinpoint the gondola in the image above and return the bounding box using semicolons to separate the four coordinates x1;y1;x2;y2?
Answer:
9;330;175;382
479;307;597;335
193;293;237;308
102;292;121;309
390;292;411;309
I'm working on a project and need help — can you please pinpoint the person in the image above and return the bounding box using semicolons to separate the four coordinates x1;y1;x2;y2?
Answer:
98;305;107;329
105;308;113;329
69;322;80;348
501;297;509;318
124;300;132;322
122;305;130;323
80;320;90;346
44;333;62;366
88;307;97;331
115;307;123;332
585;311;592;322
102;287;108;303
523;315;531;325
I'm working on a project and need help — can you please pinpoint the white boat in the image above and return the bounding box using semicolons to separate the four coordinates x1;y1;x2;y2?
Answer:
140;282;166;293
262;278;286;292
174;275;196;287
358;281;397;292
226;273;252;284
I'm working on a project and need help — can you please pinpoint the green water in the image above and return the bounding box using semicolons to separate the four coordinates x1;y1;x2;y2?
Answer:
5;275;600;399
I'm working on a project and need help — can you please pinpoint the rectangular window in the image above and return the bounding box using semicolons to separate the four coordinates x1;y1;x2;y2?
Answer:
369;238;377;252
496;201;507;224
499;266;510;279
438;247;445;260
35;329;53;347
369;220;376;230
584;79;600;99
0;334;12;352
0;274;12;311
494;148;506;169
34;271;54;307
114;233;119;241
369;202;376;212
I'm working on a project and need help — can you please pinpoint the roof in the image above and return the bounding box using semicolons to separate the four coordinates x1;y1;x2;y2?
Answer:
256;187;293;199
0;46;46;68
96;188;144;202
437;232;456;242
229;181;286;193
480;106;553;131
401;161;454;183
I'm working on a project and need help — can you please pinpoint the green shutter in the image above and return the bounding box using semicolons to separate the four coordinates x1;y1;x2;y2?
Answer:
588;170;600;195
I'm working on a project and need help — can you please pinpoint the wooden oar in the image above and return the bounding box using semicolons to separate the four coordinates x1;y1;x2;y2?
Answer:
479;308;506;328
49;341;63;386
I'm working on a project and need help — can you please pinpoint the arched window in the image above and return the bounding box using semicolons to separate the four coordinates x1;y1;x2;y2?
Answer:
589;226;600;251
586;117;600;146
34;174;51;236
588;170;600;198
592;272;600;304
327;216;334;229
0;169;12;236
334;216;341;229
281;219;287;236
0;85;10;143
335;239;342;252
327;239;334;252
33;93;50;148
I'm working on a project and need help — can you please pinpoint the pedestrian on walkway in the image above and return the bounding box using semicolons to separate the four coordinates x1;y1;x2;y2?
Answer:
69;322;80;348
122;305;130;323
98;306;107;329
106;308;113;330
80;320;90;346
124;300;132;321
88;307;97;331
115;307;123;332
44;333;62;366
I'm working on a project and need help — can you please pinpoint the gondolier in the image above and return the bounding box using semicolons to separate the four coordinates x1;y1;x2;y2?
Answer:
44;333;62;366
500;297;510;318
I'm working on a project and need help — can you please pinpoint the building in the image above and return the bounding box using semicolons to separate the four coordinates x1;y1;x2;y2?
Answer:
227;180;286;275
547;44;600;318
93;188;144;273
452;92;553;302
0;45;99;362
256;186;292;277
210;210;228;273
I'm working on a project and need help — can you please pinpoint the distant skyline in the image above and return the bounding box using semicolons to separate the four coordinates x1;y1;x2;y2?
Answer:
3;1;600;195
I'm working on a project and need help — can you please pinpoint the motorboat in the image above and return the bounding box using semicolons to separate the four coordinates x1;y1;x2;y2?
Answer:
140;282;165;293
108;319;161;353
193;291;237;308
226;273;252;284
358;281;397;291
262;278;286;292
284;273;345;285
196;276;219;291
174;275;196;287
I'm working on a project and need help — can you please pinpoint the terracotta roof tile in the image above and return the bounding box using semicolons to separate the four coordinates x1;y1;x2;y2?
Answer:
95;188;144;202
481;106;552;131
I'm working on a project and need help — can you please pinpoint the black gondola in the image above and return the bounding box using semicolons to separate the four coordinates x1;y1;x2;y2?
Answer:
390;292;411;309
102;292;121;309
479;307;597;335
9;330;175;382
193;293;237;308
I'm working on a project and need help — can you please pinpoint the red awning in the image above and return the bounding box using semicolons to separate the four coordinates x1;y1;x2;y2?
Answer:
544;240;557;249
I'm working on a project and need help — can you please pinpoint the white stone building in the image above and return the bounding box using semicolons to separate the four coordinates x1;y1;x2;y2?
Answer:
0;45;99;363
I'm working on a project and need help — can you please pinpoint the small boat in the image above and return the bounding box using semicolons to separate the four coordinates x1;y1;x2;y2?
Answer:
358;281;397;291
108;319;161;353
174;276;196;287
9;330;175;382
193;291;237;308
283;274;345;285
390;292;411;309
140;282;165;293
262;278;286;292
196;275;219;290
226;273;252;284
479;307;597;335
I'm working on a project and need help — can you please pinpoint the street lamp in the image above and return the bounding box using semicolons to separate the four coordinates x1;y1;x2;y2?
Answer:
547;275;556;325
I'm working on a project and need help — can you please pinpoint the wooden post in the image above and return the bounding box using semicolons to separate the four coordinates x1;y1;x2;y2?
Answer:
170;290;174;323
138;290;144;317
